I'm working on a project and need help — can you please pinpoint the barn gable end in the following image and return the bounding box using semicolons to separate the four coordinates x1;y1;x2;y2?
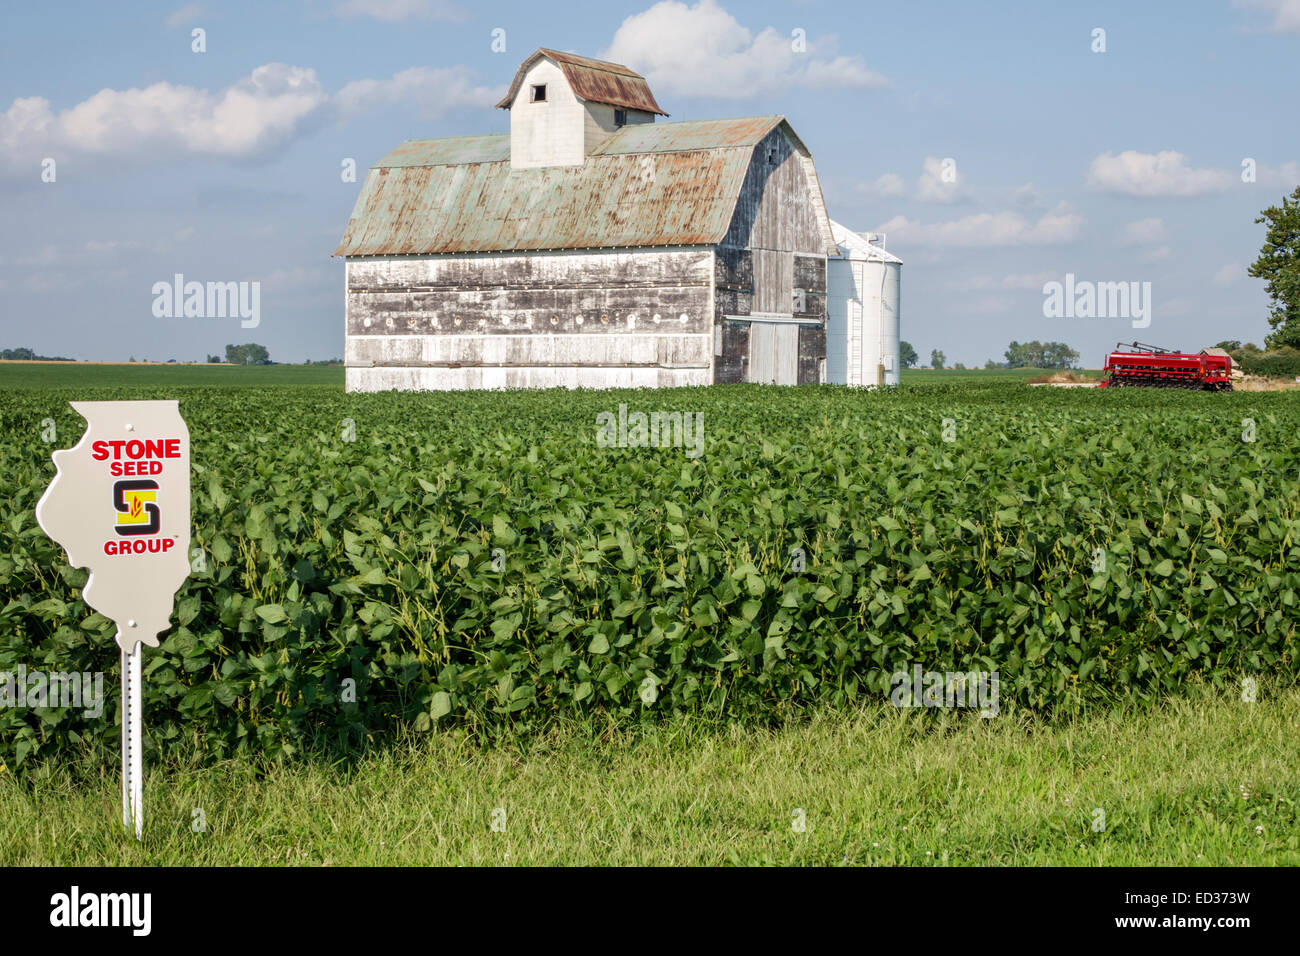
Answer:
712;123;837;385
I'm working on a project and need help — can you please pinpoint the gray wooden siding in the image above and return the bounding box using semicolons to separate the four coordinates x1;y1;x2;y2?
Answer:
751;249;793;314
714;319;751;385
712;247;752;384
583;102;655;155
797;325;826;385
709;130;829;385
794;253;827;321
720;128;829;255
345;250;713;391
348;365;710;392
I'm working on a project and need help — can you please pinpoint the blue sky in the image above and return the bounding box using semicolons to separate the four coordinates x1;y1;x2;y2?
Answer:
1;0;1297;366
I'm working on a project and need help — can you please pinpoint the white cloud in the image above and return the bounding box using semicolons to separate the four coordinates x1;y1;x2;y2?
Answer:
1087;150;1234;197
1233;0;1300;33
166;3;204;28
1;61;497;175
915;156;969;204
1118;218;1167;245
1259;160;1300;189
1140;245;1172;262
1012;183;1042;208
952;272;1059;292
1;64;327;171
603;0;888;99
1213;262;1244;286
333;0;465;21
0;97;53;158
335;66;500;119
855;172;905;199
876;203;1082;247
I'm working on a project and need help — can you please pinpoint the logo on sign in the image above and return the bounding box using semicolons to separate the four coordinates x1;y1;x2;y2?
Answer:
114;480;160;535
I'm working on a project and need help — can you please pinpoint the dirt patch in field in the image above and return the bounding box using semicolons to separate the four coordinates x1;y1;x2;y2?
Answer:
1027;371;1101;387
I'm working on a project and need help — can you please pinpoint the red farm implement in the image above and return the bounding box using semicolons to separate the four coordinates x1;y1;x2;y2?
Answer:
1098;342;1233;391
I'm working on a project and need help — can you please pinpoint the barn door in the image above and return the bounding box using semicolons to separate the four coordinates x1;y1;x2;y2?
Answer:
748;322;799;385
749;322;776;384
776;325;798;383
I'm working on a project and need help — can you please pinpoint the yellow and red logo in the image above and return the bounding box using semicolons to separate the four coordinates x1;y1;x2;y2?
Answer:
114;479;160;535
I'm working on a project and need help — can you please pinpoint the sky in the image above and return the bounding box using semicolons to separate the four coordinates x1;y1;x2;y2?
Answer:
1;0;1297;367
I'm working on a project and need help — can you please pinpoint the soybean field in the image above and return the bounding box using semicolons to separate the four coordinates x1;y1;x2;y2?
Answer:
1;371;1297;770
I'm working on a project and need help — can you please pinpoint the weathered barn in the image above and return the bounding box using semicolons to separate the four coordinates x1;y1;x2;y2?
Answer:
333;49;841;392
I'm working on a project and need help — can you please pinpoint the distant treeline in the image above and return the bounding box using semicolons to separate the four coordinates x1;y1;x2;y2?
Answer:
215;344;341;366
4;346;341;366
986;341;1081;370
1;347;75;362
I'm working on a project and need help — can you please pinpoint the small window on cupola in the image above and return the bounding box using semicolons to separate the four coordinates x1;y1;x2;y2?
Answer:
530;84;547;102
614;108;627;127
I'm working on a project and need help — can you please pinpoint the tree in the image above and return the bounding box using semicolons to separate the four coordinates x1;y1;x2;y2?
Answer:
225;343;271;365
930;349;946;369
206;354;222;364
1005;340;1077;369
1250;185;1300;349
1043;341;1080;369
899;340;919;369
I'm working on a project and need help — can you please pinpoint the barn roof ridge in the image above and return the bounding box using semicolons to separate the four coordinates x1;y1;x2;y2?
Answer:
372;115;788;170
495;47;668;116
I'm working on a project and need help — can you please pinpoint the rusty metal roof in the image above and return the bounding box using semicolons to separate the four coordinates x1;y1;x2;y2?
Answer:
376;134;508;167
334;116;796;257
495;48;668;116
592;115;783;154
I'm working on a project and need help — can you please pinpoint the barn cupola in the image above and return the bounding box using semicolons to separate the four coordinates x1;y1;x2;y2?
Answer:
496;48;667;170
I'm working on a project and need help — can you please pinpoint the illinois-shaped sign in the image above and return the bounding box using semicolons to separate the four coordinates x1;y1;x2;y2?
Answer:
36;401;192;654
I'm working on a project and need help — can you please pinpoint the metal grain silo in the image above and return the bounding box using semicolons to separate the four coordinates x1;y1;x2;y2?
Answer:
826;220;903;386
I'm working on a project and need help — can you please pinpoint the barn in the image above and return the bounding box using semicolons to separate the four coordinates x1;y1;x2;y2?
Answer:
333;48;845;392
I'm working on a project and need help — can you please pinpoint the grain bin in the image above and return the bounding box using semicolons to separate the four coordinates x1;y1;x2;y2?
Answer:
826;220;903;386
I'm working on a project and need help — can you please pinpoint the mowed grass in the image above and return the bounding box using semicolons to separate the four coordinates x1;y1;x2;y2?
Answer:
2;684;1296;866
0;362;343;389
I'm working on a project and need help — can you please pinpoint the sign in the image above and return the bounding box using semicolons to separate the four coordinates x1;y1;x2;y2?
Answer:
36;401;191;654
35;400;191;839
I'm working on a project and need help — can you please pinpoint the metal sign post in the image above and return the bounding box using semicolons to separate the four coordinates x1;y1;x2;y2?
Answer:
121;641;143;840
36;401;191;841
